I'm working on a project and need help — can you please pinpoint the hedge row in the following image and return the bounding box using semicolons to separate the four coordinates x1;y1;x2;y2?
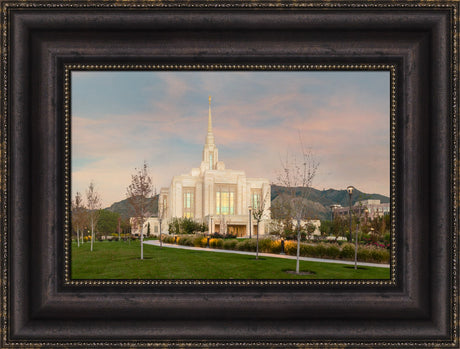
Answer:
160;235;390;264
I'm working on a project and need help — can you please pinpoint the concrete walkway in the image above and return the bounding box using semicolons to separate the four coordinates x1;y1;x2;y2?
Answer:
143;240;390;268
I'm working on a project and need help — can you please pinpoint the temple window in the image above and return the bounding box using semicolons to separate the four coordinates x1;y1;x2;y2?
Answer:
251;189;262;210
183;188;194;218
215;185;236;215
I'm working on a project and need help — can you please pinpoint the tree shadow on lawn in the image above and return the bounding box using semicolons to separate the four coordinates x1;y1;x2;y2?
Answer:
284;269;316;275
343;266;368;270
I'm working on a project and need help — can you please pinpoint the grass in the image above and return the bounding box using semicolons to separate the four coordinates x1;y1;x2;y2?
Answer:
71;241;390;280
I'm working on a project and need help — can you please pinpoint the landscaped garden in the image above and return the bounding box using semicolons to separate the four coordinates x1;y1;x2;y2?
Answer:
71;240;390;280
160;234;390;264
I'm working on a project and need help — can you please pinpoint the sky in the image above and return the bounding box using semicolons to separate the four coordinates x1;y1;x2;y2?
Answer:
71;71;390;207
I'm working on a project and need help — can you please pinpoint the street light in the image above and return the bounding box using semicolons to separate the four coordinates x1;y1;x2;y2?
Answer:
354;206;361;270
347;186;354;243
248;206;253;239
330;205;335;221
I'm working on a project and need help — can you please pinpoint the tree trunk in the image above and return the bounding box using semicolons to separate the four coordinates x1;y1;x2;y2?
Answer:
296;224;301;274
256;221;260;260
140;225;144;260
90;219;94;252
159;219;162;248
77;227;80;247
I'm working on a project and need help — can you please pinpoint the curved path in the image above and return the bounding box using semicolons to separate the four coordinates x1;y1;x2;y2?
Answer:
143;240;390;268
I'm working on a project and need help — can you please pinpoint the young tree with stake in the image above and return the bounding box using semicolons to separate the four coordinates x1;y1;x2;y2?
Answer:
86;181;101;252
126;161;154;260
277;134;318;274
71;192;85;247
158;201;167;248
251;190;271;260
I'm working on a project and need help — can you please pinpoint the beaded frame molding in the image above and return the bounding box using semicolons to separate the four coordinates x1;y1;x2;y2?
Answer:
1;0;458;348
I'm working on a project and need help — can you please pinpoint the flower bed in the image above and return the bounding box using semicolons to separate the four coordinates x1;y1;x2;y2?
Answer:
160;235;390;264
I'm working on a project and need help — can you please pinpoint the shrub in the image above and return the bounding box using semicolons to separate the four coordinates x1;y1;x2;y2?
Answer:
168;217;208;235
209;238;224;249
370;247;390;263
269;240;282;254
223;239;238;250
284;240;298;256
357;247;371;262
300;244;316;257
258;238;274;253
325;244;341;259
178;236;194;246
315;243;328;258
340;243;355;259
236;239;257;252
191;235;208;247
162;235;175;244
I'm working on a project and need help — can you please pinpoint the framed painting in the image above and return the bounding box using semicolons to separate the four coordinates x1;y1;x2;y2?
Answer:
1;0;458;347
68;67;393;282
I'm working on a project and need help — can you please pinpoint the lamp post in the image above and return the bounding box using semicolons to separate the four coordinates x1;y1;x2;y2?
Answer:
280;237;285;255
248;206;253;239
354;206;361;270
329;205;335;222
347;186;354;243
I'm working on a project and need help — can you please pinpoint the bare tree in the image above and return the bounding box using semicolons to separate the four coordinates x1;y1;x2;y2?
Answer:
86;181;101;252
252;191;271;260
219;215;227;236
277;135;318;274
158;202;167;248
71;192;85;247
127;161;154;260
270;193;295;239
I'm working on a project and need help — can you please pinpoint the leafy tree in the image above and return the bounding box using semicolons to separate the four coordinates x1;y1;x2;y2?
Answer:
86;181;101;252
97;210;120;235
168;217;181;235
320;220;333;236
306;222;316;237
167;217;208;235
126;161;154;260
147;222;151;237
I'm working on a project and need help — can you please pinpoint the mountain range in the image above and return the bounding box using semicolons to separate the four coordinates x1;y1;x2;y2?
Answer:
105;186;389;221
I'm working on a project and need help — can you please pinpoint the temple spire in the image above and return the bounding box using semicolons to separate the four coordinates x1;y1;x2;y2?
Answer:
206;95;215;145
208;95;212;133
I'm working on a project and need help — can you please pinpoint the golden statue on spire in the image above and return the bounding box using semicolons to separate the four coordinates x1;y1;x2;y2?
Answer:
207;95;213;138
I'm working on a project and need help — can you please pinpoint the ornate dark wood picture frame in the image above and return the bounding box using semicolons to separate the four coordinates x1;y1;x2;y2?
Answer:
0;0;458;347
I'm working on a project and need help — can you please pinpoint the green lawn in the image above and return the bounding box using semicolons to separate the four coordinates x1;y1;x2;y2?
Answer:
71;241;390;280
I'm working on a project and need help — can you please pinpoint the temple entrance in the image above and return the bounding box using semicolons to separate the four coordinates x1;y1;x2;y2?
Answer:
227;225;246;237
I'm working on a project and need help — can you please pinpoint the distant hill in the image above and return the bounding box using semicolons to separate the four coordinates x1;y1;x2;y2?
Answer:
105;195;158;221
271;185;389;221
104;186;388;222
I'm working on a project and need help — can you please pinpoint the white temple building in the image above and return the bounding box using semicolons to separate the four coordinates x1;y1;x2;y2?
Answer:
141;96;271;237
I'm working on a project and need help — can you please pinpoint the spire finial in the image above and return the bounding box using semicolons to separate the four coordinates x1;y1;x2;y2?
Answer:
207;95;213;134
